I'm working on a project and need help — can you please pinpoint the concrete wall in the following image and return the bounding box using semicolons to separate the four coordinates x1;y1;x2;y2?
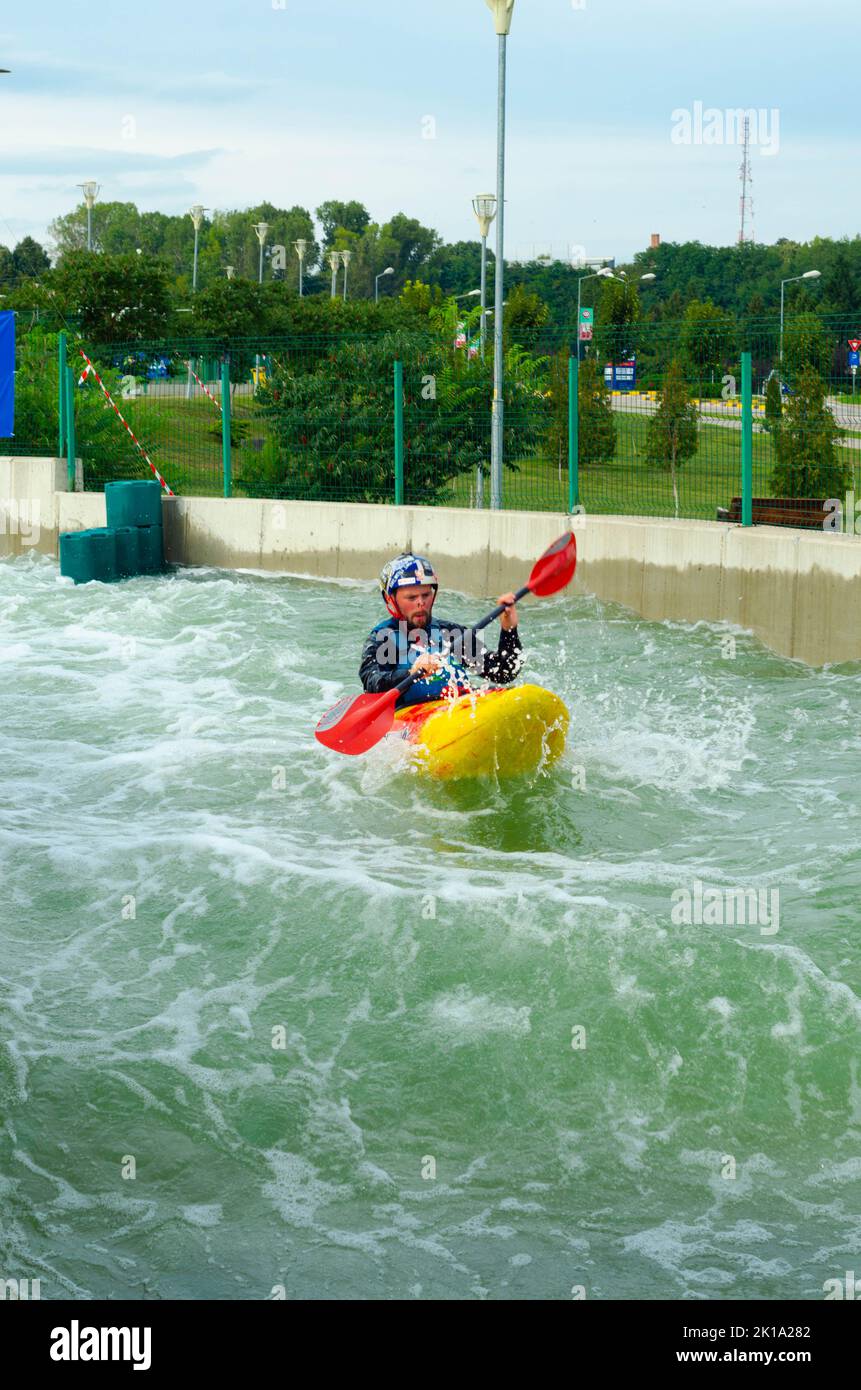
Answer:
7;458;861;667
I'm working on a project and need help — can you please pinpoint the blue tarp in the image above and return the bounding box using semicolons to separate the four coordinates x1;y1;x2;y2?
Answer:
0;311;14;437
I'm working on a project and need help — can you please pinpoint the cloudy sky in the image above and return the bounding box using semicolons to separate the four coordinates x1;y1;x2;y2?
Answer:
0;0;856;263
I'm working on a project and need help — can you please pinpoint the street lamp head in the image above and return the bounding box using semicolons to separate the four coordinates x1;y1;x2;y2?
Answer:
79;180;100;207
803;270;821;279
189;203;207;230
225;265;235;279
294;239;308;259
472;193;498;237
597;267;614;278
640;273;657;281
340;249;353;267
484;0;515;35
252;221;269;246
382;266;395;276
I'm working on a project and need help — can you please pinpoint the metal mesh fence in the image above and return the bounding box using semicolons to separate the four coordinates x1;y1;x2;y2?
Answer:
14;316;859;526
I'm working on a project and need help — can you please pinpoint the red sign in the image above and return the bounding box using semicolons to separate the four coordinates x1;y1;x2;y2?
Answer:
849;339;861;352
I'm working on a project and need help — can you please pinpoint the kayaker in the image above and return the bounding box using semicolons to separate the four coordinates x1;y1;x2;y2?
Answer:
359;552;523;708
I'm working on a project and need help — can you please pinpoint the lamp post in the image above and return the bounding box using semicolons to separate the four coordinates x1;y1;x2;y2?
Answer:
484;0;515;509
252;222;269;393
252;221;269;284
294;239;307;297
328;250;342;299
472;193;497;363
189;204;207;291
341;249;352;301
185;204;207;398
375;267;395;303
576;266;616;361
780;270;821;371
78;181;100;251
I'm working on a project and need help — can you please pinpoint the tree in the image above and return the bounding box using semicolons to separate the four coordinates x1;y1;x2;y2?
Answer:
644;358;699;517
544;354;616;474
782;312;830;381
504;283;549;351
47;252;173;342
771;368;849;498
764;373;782;433
424;240;488;296
11;237;50;280
399;280;444;315
315;200;371;249
239;325;541;505
822;248;860;316
7;328;128;482
679;298;737;387
0;245;15;287
577;358;616;466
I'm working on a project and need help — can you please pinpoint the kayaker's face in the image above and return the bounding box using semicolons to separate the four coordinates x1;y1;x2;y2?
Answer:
395;584;436;627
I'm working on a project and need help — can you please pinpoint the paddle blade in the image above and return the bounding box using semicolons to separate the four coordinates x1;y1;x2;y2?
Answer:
315;688;399;755
529;531;577;597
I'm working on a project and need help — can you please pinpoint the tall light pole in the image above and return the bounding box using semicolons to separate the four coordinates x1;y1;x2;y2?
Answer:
576;266;616;360
341;248;352;301
252;222;269;392
328;250;341;299
78;181;100;251
780;269;821;371
472;193;497;363
294;239;307;297
186;204;207;399
189;204;207;291
252;221;269;284
375;267;394;303
485;0;515;509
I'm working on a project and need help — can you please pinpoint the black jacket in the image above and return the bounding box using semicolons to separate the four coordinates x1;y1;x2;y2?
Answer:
359;616;523;708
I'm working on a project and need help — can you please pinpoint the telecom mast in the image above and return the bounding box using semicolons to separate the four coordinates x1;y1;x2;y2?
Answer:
738;117;754;245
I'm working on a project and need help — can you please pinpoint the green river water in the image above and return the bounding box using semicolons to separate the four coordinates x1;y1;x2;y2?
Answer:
1;551;859;1301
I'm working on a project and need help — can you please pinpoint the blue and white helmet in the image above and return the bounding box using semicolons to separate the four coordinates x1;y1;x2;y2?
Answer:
379;552;439;616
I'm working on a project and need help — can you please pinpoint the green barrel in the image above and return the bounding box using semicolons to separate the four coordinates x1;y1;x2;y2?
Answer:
114;525;142;579
136;524;165;575
105;480;163;528
59;528;120;585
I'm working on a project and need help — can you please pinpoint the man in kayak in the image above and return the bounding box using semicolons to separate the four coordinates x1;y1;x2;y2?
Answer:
359;552;523;709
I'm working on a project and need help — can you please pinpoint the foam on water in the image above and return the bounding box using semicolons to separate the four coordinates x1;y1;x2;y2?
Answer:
1;553;860;1299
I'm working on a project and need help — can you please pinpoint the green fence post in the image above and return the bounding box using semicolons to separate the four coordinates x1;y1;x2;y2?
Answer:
394;359;404;506
741;350;752;526
58;332;67;462
65;366;76;491
568;354;579;513
221;359;232;498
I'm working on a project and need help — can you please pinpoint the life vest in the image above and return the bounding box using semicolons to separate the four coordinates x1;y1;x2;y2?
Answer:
370;617;473;707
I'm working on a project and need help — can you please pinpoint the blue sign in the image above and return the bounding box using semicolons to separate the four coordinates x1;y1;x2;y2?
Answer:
850;351;860;368
0;311;14;437
604;359;636;391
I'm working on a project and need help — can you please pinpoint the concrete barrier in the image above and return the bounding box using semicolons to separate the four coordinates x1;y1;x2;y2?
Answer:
7;457;861;666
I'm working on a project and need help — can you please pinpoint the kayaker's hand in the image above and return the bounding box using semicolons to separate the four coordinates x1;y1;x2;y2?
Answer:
410;653;444;678
498;593;518;630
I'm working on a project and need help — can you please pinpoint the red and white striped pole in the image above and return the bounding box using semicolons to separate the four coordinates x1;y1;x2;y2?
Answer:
78;350;175;496
183;358;223;413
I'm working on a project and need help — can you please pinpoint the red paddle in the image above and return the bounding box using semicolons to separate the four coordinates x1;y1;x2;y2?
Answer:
315;531;577;756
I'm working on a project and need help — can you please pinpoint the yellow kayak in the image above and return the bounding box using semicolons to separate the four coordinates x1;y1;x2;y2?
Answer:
389;683;569;780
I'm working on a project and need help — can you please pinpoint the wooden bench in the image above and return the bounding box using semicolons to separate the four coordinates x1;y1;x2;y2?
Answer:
716;497;830;529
